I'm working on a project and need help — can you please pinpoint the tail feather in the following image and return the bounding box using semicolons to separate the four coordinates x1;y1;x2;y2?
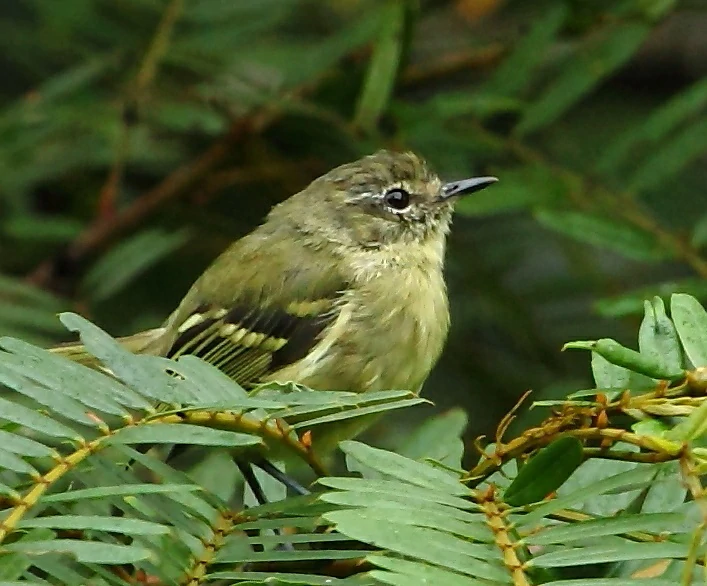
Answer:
50;327;168;367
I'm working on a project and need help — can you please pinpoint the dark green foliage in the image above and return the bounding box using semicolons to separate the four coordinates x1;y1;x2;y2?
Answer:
0;295;707;583
0;0;706;436
503;436;584;506
0;0;706;583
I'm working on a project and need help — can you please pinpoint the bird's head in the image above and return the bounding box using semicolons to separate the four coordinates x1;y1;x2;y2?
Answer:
270;150;497;250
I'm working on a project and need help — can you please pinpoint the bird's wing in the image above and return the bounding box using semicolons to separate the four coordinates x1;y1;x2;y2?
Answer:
166;297;340;386
163;234;347;388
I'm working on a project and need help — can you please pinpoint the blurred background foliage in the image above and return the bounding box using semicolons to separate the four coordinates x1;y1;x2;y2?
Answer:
1;0;706;449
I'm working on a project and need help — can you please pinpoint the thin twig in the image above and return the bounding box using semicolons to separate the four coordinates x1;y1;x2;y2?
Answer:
97;0;185;219
401;43;505;86
132;0;184;96
71;120;252;259
190;159;321;206
679;454;707;583
26;117;255;291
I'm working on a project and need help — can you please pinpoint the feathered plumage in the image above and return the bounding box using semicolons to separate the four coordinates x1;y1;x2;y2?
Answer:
51;151;497;452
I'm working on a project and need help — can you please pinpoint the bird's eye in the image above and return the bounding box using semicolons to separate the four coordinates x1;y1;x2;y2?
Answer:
384;188;411;210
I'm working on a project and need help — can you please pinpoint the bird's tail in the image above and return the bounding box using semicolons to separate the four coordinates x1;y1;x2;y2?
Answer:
50;327;168;367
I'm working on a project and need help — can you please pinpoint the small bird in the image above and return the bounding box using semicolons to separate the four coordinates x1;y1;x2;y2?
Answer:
54;150;497;489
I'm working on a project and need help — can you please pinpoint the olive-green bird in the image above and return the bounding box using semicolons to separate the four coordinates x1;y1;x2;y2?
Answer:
53;150;496;470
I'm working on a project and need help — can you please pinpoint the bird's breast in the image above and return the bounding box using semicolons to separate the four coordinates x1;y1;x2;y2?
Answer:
278;247;450;394
352;265;450;392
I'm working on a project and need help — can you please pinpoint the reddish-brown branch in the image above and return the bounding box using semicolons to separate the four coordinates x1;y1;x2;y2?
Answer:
25;117;256;292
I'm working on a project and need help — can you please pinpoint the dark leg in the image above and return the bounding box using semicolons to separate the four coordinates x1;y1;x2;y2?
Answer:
236;459;269;505
236;458;296;553
252;458;310;496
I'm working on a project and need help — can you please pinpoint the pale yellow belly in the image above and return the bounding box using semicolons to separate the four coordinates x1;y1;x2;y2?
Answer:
271;274;450;394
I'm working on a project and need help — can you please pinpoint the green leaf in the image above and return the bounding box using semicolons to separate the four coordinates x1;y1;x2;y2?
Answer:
319;477;476;510
590;353;630;394
426;92;523;120
529;542;687;567
640;463;687;513
325;505;491;542
692;213;707;248
399;408;467;469
109;423;262;447
233;517;319;532
564;338;684;381
638;296;683;376
41;483;201;503
326;514;508;583
208;572;363;585
0;430;54;458
0;304;66;339
633;418;671;437
18;516;168;536
353;0;408;132
340;441;466;495
367;555;486;586
0;337;153;412
58;313;194;405
670;293;707;367
165;355;249;403
518;464;659;527
0;353;126;424
20;56;114;105
518;23;650;135
0;530;54;582
225;8;383;89
534;209;668;262
290;397;426;428
628;117;707;192
322;491;486;528
117;445;222;519
504;436;584;506
261;387;415;407
2;215;84;243
1;540;152;564
0;395;78;439
244;533;351;547
182;0;296;26
481;4;567;98
0;275;63;309
544;578;676;586
0;450;37;475
526;512;684;545
324;478;478;522
597;77;707;174
0;484;20;499
188;449;241;502
595;279;707;317
153;100;226;135
455;164;566;217
215;547;364;564
22;552;98;586
666;390;707;442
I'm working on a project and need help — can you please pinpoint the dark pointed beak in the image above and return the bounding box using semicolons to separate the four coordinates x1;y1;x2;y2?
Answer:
438;176;498;201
